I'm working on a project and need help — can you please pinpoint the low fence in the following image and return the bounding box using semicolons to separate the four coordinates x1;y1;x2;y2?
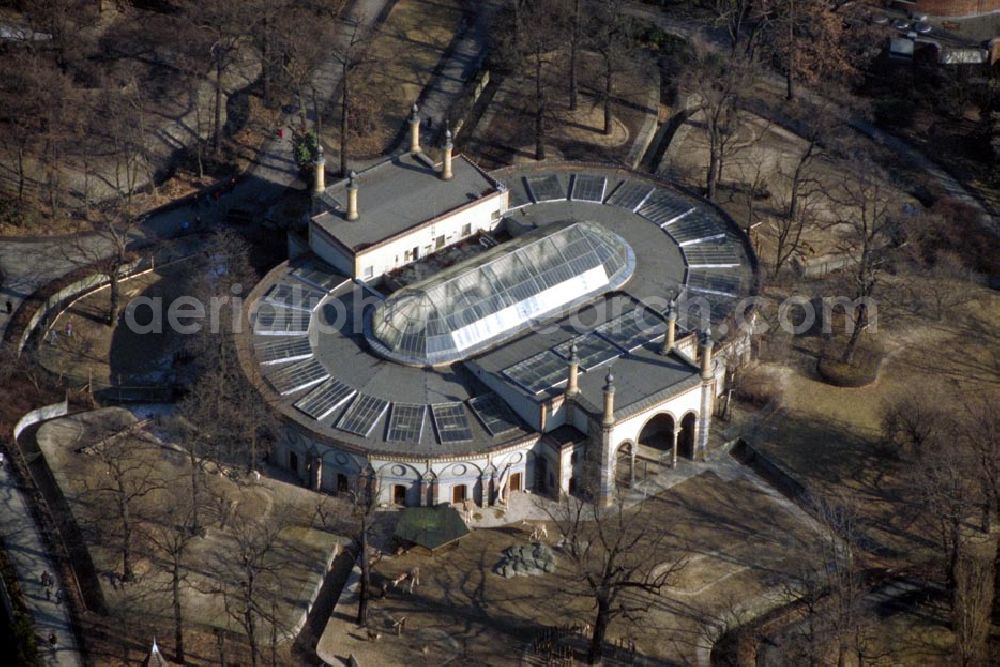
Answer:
18;246;201;404
13;399;69;442
16;259;142;355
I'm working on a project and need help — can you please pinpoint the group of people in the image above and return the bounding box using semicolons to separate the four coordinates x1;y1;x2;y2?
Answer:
39;569;65;605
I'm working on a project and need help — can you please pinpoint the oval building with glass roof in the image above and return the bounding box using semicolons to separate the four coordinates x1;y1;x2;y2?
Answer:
239;129;757;507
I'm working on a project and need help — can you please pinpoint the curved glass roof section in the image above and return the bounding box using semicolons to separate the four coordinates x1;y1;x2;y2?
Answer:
367;221;635;366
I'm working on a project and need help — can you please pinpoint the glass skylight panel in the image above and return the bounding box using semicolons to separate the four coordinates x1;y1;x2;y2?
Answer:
431;403;474;444
294;377;356;420
265;358;329;396
675;292;736;326
687;268;742;296
253;304;310;336
570;174;607;203
525;174;565;203
264;280;325;312
385;403;426;443
254;336;313;365
503;351;569;395
665;214;726;245
682;238;741;267
606;181;654;211
638;190;693;225
468;394;521;436
594;308;667;352
367;222;635;366
290;261;346;292
552;333;621;371
509;179;532;208
337;394;390;437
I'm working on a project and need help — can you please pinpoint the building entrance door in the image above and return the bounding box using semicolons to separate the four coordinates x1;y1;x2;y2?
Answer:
509;472;522;494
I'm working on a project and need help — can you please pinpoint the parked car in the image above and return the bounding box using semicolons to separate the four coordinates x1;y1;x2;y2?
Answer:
915;22;932;34
892;19;911;30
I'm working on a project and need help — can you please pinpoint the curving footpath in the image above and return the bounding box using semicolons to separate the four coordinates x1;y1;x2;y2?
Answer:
0;441;81;665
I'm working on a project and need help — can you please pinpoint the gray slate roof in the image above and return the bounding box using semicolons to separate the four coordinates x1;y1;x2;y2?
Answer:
312;152;501;251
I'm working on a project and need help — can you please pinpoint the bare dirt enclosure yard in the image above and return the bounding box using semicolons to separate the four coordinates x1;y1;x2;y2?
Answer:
466;50;657;170
33;407;346;664
319;468;822;666
320;0;466;158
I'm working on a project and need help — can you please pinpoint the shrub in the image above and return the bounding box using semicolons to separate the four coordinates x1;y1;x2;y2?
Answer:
292;130;321;173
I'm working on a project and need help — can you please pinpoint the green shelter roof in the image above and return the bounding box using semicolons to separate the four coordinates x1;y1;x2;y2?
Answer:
393;506;470;551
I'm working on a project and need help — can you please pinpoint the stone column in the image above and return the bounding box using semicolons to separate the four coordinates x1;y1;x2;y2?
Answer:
479;472;492;508
566;343;580;398
698;330;714;461
311;455;323;491
661;299;676;355
597;371;617;506
629;447;635;488
671;428;679;468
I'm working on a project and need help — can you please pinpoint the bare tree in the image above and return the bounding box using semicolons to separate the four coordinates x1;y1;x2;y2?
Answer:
0;52;72;210
178;230;272;474
827;154;899;364
180;1;256;157
218;510;288;667
952;536;996;667
145;495;199;663
351;469;380;627
684;37;757;202
272;5;336;134
568;0;583;111
770;189;817;277
85;424;164;582
330;13;369;177
544;494;687;664
593;0;639;136
711;0;764;59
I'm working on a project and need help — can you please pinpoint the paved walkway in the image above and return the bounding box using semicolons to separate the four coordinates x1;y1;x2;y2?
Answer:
0;459;82;666
407;3;492;146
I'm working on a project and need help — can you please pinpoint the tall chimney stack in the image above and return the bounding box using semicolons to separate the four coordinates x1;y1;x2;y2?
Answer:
312;145;326;194
566;344;580;398
661;299;677;355
602;371;615;427
346;171;359;221
442;128;453;181
409;103;421;153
